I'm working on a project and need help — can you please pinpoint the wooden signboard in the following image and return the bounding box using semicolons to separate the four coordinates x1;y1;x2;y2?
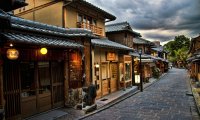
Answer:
106;52;116;61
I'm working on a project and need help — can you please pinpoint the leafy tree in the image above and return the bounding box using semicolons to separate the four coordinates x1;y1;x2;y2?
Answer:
164;35;190;68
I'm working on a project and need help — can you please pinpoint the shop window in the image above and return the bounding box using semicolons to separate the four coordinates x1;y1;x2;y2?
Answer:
20;62;36;97
78;14;82;23
125;63;131;80
119;63;124;81
69;51;83;89
38;62;51;94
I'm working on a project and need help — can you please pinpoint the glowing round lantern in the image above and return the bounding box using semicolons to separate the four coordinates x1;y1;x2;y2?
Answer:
6;48;19;60
40;47;48;55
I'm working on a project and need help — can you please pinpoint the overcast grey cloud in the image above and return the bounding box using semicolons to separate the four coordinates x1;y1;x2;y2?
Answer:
87;0;200;44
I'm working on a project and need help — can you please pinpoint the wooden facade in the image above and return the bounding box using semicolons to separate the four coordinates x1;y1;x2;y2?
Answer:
0;9;96;119
93;48;119;98
188;34;200;81
106;32;134;48
1;44;84;119
93;47;132;98
14;0;116;37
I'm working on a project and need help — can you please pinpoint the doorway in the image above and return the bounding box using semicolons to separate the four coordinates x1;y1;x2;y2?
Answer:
110;63;118;93
3;61;64;119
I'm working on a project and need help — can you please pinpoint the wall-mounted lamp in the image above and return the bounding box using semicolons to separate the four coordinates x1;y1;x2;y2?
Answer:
9;43;13;47
40;47;48;55
95;62;100;68
94;62;100;80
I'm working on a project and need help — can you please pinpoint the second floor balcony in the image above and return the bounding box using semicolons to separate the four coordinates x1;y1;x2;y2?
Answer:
77;22;103;36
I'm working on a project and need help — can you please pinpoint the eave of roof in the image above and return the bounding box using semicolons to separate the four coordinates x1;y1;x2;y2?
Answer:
133;37;151;45
92;38;133;51
0;10;10;28
9;15;97;38
64;0;116;21
2;32;83;48
106;22;141;36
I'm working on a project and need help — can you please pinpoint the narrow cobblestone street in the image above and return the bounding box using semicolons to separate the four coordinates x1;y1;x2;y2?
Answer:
82;68;199;120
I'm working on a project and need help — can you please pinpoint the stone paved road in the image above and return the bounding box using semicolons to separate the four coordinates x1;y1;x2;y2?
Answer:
82;68;199;120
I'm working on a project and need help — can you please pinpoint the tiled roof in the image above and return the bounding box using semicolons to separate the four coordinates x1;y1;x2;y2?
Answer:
0;10;10;28
129;52;139;57
151;46;168;53
10;16;96;38
66;0;116;21
133;37;151;44
187;55;200;62
92;38;133;51
106;22;141;36
151;47;163;52
0;0;27;12
2;32;83;48
130;52;168;62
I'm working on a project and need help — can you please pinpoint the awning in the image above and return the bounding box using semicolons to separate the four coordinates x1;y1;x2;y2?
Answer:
92;38;133;51
129;52;139;57
141;59;154;63
2;32;83;48
187;55;200;62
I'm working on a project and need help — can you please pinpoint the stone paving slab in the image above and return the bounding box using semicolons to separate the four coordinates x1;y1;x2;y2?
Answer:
81;68;200;120
25;110;68;120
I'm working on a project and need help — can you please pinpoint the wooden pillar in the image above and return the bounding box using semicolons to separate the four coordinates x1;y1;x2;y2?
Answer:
0;64;3;109
83;40;91;86
132;56;135;85
64;51;69;106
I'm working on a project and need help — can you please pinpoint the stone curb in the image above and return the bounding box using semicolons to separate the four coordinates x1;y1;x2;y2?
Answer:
189;79;200;117
77;72;168;120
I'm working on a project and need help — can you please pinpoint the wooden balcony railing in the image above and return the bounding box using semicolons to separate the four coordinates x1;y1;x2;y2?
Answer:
77;22;103;36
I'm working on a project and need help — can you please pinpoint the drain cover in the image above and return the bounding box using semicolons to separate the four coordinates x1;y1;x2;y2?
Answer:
100;98;108;101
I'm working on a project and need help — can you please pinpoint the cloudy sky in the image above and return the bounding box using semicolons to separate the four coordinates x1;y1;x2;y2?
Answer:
87;0;200;45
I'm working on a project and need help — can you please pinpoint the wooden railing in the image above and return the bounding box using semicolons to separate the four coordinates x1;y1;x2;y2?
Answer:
77;22;103;36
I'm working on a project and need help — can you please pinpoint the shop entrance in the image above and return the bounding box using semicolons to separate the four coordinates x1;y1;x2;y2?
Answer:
110;63;118;93
3;61;64;119
101;63;109;96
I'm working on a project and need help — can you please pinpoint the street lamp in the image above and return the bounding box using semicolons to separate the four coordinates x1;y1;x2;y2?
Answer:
138;49;143;92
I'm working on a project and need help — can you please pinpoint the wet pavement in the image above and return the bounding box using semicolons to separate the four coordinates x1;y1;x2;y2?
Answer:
81;68;200;120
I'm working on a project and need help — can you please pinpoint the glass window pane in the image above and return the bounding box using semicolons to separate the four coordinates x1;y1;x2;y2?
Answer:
125;63;131;80
38;62;50;94
20;62;35;97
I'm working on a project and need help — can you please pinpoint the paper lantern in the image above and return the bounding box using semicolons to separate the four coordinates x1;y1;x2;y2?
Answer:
7;48;19;60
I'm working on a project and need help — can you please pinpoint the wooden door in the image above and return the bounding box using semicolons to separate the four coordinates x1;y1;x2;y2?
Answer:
110;63;118;93
51;61;64;108
101;63;109;96
38;62;51;112
3;61;21;119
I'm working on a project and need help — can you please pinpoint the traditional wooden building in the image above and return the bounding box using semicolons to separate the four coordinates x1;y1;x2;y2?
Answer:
187;34;200;81
132;37;155;82
13;0;135;100
13;0;116;37
105;22;140;88
0;11;96;119
91;38;133;98
151;45;169;73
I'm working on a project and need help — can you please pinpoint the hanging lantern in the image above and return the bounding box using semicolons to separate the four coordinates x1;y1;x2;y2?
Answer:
6;48;19;60
40;47;48;55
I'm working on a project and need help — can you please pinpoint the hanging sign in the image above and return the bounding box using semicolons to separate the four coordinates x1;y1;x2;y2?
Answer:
7;48;19;60
106;52;116;61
